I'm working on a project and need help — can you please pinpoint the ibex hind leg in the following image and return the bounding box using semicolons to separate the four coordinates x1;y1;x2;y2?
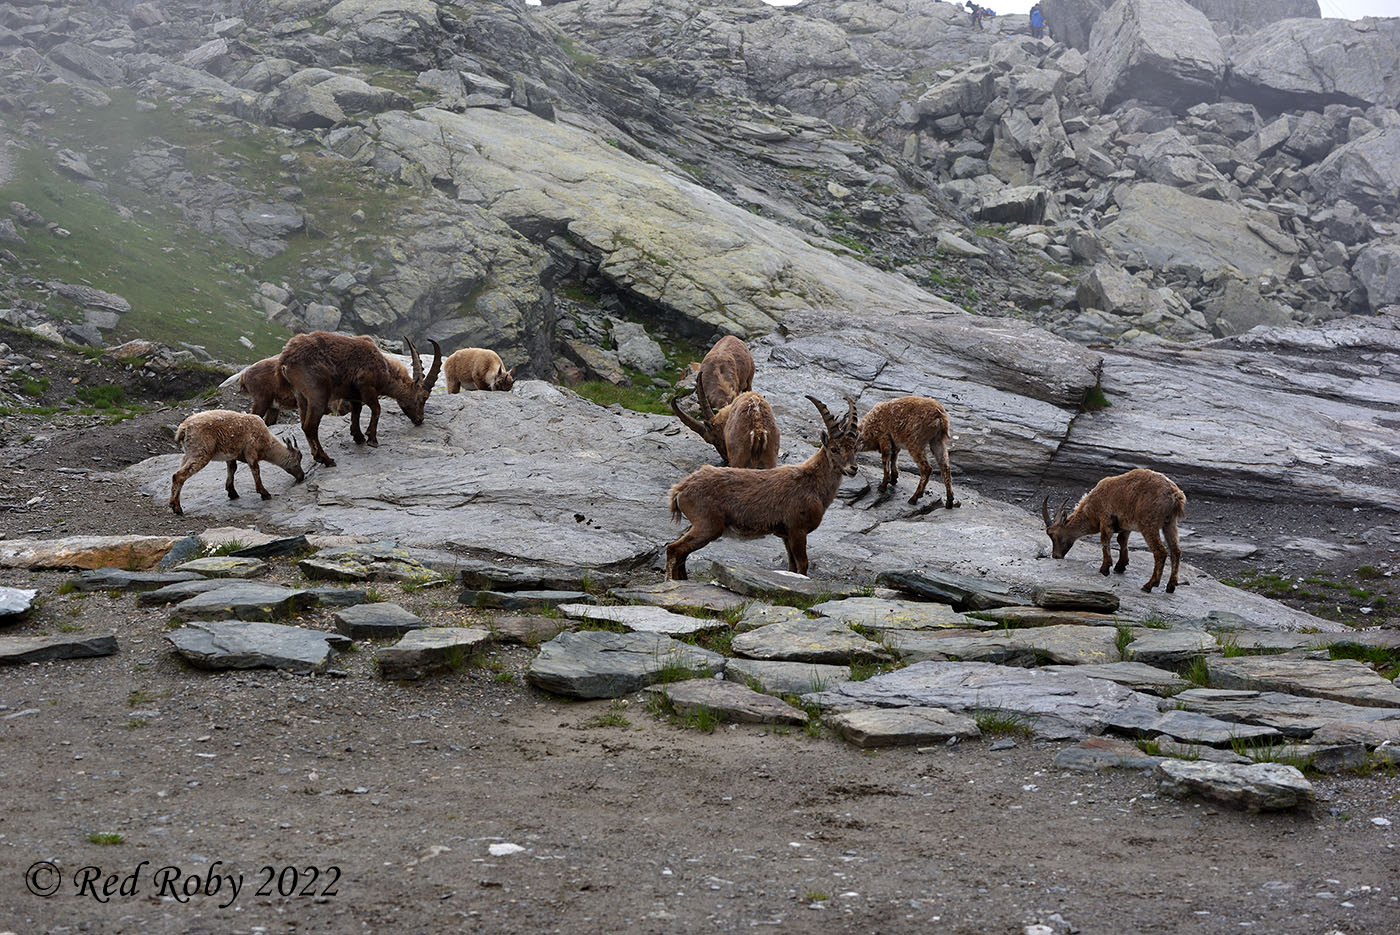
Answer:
783;534;810;576
1164;520;1184;592
665;519;724;581
349;401;366;445
298;396;336;466
168;453;212;516
1114;530;1130;574
932;437;959;509
225;461;239;499
1139;527;1168;593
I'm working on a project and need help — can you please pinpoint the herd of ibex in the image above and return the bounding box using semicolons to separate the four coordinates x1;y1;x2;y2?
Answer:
172;329;1185;595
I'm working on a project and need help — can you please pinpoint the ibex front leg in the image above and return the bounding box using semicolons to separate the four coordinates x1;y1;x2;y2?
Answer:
1098;525;1113;576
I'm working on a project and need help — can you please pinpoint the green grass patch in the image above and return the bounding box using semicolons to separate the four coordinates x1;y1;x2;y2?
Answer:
974;708;1035;737
87;832;124;846
1081;385;1112;411
1181;655;1211;687
1327;643;1400;680
75;384;126;409
571;379;674;416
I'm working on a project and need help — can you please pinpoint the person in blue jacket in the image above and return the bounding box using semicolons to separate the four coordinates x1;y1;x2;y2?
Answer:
1030;4;1045;39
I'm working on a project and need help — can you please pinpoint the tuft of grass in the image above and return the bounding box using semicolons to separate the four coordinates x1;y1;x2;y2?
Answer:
87;833;124;845
364;587;388;603
571;379;672;415
1229;738;1314;771
126;688;171;707
1115;624;1135;659
123;719;147;729
57;580;80;595
974;708;1035;737
1081;385;1112;411
1181;655;1211;687
583;712;632;729
205;539;246;557
1327;643;1400;681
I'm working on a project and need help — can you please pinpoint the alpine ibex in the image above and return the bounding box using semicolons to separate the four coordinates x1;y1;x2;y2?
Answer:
858;395;959;508
665;395;860;580
277;331;442;467
444;347;515;392
670;371;779;469
1042;468;1187;593
692;335;754;411
237;355;350;425
169;410;304;516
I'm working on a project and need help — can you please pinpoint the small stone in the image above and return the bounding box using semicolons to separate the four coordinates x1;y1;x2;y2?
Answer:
333;603;429;639
0;632;118;665
165;620;349;673
375;627;492;680
0;586;39;620
826;706;980;748
1154;760;1314;812
173;556;268;578
1032;584;1120;612
460;589;595;610
645;678;809;725
557;603;726;637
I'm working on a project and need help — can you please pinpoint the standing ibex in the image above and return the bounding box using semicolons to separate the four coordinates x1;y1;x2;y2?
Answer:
168;410;304;516
277;332;442;467
1042;468;1187;593
693;335;754;411
670;371;779;469
444;348;515;392
237;355;350;425
858;395;959;508
665;395;860;580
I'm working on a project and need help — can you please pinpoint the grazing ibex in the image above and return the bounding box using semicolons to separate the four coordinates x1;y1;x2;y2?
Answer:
444;347;515;393
858;395;959;508
692;335;754;411
237;355;350;425
1042;468;1187;593
277;331;442;467
670;372;779;469
169;410;304;516
665;395;860;580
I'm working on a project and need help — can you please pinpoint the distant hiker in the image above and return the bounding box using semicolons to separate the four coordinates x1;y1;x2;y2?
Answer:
1030;3;1045;39
966;1;984;29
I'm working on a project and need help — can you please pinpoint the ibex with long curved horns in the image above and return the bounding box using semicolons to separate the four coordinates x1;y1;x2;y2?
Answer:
665;395;860;579
670;371;779;469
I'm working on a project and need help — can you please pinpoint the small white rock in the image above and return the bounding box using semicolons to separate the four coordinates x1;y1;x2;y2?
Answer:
1371;817;1392;827
488;842;525;856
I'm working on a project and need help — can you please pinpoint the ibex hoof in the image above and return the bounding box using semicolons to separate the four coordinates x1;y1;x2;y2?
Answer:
1165;583;1176;593
907;495;920;506
227;490;239;500
169;504;182;516
367;438;379;448
947;499;961;509
1141;583;1156;593
260;492;272;500
317;456;336;467
1099;567;1110;576
1114;564;1128;574
352;436;365;446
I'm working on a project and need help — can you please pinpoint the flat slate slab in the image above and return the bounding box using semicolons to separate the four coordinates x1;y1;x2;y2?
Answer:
735;603;809;632
807;661;1162;740
1012;624;1121;666
888;631;1030;666
724;658;851;696
826;706;980;748
609;580;750;613
299;542;447;585
228;535;309;558
967;606;1120;628
1;587;38;621
460;589;595;610
376;626;492;679
877;569;1018;611
1044;661;1192;696
731;619;892;664
1170;688;1400;737
1053;737;1163;772
459;560;625;593
810;596;983;631
1207;656;1400;708
557;603;726;637
137;578;240;605
1103;707;1281;747
1154;760;1314;812
70;569;204;592
0;535;181;571
526;630;724;699
165;621;350;673
1033;584;1120;612
173;556;268;578
645;677;809;725
334;603;429;639
1310;720;1400;747
1126;628;1219;666
487;614;571;645
170;583;319;622
0;632;118;664
705;561;863;601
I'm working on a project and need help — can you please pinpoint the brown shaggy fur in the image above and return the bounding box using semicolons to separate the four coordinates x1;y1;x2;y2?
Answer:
169;410;304;515
670;372;779;469
1043;468;1188;593
277;332;441;467
238;356;351;425
694;335;754;411
857;395;958;508
444;348;515;393
665;396;859;579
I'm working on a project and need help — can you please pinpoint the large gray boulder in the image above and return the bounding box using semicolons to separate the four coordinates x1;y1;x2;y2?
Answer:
1086;0;1224;112
1227;16;1400;111
1355;241;1400;313
1309;128;1400;214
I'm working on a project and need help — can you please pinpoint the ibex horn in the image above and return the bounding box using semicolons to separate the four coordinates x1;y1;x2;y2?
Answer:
843;395;857;432
404;336;422;383
424;339;443;389
1058;499;1071;523
669;393;709;437
1041;496;1052;528
805;394;838;433
696;370;717;424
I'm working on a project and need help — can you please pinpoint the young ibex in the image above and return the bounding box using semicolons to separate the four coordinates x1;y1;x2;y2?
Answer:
670;371;779;469
444;347;515;393
692;334;754;411
858;395;959;508
277;331;442;467
665;395;860;580
168;410;304;516
1042;468;1187;593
